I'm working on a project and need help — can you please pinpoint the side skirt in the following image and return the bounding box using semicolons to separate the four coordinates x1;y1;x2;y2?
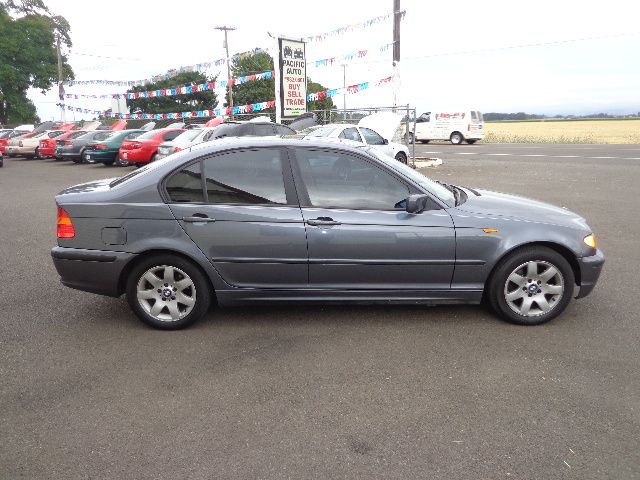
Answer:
215;288;483;306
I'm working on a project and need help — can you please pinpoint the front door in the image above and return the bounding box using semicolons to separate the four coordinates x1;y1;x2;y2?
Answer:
166;147;308;288
290;147;455;290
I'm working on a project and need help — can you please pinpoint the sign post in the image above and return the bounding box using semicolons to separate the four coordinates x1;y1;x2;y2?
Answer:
275;37;307;123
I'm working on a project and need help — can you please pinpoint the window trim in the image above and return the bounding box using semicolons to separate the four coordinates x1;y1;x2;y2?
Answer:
160;146;299;207
288;146;428;212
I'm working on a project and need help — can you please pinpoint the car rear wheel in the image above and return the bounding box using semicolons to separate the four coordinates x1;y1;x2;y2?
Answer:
395;152;408;164
126;254;211;330
487;246;574;325
450;132;464;145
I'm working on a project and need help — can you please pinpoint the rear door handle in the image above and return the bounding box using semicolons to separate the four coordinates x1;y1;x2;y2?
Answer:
182;215;216;223
306;217;341;226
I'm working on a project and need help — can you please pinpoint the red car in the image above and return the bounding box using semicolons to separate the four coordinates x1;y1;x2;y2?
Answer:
0;129;32;154
118;128;185;165
39;130;89;159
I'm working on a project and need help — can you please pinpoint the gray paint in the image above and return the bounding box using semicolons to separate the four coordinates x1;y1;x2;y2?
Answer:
51;137;604;306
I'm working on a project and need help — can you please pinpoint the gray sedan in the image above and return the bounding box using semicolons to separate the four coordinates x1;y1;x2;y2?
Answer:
51;138;604;330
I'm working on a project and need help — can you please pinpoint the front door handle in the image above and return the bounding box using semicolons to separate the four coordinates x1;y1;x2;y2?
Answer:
182;215;216;223
306;217;341;226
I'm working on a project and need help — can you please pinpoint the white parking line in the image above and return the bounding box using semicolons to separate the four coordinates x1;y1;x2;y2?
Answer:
592;156;617;159
454;152;477;155
521;154;546;157
485;153;512;156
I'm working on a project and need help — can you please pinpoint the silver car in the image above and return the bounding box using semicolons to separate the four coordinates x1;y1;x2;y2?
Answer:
51;137;604;330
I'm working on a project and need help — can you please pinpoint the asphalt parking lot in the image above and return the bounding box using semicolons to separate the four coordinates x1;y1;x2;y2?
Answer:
1;145;639;479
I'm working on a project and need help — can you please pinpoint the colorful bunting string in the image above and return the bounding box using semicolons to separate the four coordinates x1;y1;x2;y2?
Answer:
308;43;393;67
64;48;270;87
58;75;393;119
303;11;405;42
65;71;274;100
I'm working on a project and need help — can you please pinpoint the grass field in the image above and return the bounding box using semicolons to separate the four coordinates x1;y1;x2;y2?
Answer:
484;119;640;144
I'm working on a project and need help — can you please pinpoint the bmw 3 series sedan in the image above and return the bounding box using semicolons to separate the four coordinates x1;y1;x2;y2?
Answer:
51;138;604;330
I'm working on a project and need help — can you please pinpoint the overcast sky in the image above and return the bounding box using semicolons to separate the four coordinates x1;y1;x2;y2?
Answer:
28;0;640;121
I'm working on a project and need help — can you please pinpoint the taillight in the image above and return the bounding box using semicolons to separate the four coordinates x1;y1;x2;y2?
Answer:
174;147;182;152
95;144;107;149
132;142;142;149
56;207;75;238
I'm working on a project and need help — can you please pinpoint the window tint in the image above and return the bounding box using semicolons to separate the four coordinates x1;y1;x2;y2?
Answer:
163;130;183;141
252;124;274;136
166;163;204;203
203;149;286;205
94;132;112;141
294;148;409;210
211;124;243;139
274;125;295;135
48;131;65;138
359;128;385;145
338;127;363;143
124;132;143;140
174;129;202;143
68;131;86;139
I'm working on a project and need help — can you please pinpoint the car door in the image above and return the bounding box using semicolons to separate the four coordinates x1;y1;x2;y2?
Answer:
359;127;394;157
166;147;308;289
290;146;456;290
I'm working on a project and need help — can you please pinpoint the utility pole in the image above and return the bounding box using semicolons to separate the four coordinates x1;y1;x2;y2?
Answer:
56;34;66;122
216;26;236;119
392;0;401;108
341;64;347;120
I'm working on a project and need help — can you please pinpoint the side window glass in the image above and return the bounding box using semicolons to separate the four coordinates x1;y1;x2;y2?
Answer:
166;163;204;203
359;127;385;145
338;127;363;143
163;130;182;141
203;149;287;205
252;124;274;136
294;148;409;210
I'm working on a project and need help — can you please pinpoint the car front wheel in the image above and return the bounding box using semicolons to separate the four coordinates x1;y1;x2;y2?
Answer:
126;254;211;330
395;152;408;164
487;247;574;325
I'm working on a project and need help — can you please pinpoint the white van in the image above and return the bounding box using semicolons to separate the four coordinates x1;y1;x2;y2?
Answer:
409;110;484;144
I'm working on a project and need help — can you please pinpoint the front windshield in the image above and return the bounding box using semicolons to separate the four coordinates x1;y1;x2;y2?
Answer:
369;149;456;207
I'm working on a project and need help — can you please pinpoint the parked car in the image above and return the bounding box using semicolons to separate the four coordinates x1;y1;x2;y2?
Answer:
50;131;91;159
56;130;117;163
40;130;89;159
83;129;146;166
300;123;410;164
0;127;33;154
118;128;185;166
6;130;65;158
155;127;224;160
51;137;604;330
407;109;485;144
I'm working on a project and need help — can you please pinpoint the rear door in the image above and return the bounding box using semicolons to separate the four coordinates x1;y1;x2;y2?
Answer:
166;147;308;288
290;146;455;290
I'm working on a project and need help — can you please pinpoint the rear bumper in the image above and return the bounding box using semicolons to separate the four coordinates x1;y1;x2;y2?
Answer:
6;146;36;155
51;246;135;297
85;150;117;162
120;149;152;163
575;248;605;299
39;147;55;157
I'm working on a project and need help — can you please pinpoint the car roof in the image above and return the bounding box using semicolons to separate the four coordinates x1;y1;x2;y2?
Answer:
189;135;369;155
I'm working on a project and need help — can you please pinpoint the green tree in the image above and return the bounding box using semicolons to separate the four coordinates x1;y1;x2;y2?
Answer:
227;50;335;113
0;0;73;125
126;71;218;114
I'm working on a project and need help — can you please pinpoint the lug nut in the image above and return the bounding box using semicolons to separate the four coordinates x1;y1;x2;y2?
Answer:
171;296;175;300
528;293;532;297
528;279;532;282
157;289;161;293
164;283;168;287
537;280;541;284
522;287;527;291
173;287;177;291
537;289;542;294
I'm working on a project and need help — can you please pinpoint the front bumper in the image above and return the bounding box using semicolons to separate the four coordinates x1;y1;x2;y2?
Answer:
575;248;605;299
51;246;136;297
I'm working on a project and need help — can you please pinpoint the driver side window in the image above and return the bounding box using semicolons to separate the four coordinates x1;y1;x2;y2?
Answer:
294;148;409;210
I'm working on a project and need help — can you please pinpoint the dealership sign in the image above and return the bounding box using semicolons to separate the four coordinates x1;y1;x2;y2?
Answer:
278;38;307;118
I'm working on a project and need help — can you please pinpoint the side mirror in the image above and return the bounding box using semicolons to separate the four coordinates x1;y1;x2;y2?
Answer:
383;138;389;145
406;194;429;214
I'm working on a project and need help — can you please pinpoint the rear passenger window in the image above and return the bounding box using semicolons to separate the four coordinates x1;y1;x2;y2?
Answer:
203;149;286;205
166;163;204;203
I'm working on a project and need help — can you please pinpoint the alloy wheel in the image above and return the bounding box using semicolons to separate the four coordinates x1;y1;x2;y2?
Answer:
136;265;197;322
503;260;564;317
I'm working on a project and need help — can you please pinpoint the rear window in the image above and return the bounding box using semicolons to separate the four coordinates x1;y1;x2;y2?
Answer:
173;129;203;143
94;131;113;141
124;132;143;140
138;130;163;140
67;131;87;139
48;131;65;138
210;124;243;139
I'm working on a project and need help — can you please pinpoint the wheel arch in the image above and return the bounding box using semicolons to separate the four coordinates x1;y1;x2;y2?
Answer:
117;248;217;302
485;241;581;291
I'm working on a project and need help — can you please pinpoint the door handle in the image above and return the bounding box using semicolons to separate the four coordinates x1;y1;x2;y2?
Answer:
306;217;341;226
182;215;216;223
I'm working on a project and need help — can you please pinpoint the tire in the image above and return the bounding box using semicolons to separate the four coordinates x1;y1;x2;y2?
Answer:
126;254;211;330
466;139;477;145
395;152;408;164
73;150;84;164
487;246;575;326
34;147;40;159
450;132;464;145
419;139;430;144
406;132;415;144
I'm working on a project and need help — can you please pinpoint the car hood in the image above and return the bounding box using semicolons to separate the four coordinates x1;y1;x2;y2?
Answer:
453;188;589;230
358;112;403;142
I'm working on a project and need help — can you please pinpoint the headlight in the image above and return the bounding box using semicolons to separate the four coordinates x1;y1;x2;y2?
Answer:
583;234;597;249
